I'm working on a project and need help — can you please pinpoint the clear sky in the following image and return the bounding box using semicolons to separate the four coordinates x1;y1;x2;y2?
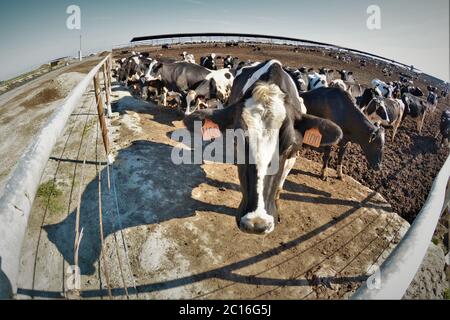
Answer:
0;0;448;81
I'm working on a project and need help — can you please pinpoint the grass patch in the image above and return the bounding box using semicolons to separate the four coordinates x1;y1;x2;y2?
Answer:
444;288;450;300
36;181;64;215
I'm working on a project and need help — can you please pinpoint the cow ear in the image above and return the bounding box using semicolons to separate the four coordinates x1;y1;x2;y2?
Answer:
348;71;353;76
329;69;335;73
307;68;314;73
183;103;237;133
294;114;343;147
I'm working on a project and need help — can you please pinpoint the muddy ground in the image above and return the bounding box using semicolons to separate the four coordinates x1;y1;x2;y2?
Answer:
115;43;450;223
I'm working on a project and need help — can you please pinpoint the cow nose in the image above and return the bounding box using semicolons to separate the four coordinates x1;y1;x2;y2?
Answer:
239;216;274;235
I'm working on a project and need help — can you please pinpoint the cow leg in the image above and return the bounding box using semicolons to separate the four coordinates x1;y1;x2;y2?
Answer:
321;146;332;181
275;157;297;223
418;111;427;134
159;88;168;107
337;142;349;180
185;90;197;115
392;117;401;141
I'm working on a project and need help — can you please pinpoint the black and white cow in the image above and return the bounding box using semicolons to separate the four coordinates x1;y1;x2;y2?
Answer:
318;68;335;83
439;110;450;148
200;53;218;70
184;60;343;235
284;67;309;92
300;87;385;180
145;61;234;113
181;51;195;63
402;93;431;134
308;72;328;91
426;91;438;111
223;55;239;69
372;79;394;98
361;96;405;141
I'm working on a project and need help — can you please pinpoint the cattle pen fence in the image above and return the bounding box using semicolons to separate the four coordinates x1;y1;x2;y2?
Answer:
0;41;448;299
0;53;114;299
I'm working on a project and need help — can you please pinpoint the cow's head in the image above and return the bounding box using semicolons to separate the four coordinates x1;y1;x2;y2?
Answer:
360;125;385;171
339;70;354;82
184;82;343;235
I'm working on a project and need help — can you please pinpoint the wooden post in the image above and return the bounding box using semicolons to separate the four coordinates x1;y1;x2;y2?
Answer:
102;62;112;117
94;72;110;157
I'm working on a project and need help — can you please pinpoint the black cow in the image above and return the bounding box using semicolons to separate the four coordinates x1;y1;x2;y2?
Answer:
439;110;450;148
301;87;385;180
184;60;342;235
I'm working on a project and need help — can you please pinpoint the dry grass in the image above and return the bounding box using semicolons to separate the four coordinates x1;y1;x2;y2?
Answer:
22;87;64;108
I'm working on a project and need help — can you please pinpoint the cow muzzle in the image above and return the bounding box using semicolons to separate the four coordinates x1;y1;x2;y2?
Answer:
239;210;275;235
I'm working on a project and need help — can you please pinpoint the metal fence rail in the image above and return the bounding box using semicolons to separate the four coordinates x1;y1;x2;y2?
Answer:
0;54;112;298
125;32;421;72
352;154;450;299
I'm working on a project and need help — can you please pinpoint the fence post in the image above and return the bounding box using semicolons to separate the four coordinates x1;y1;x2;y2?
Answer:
102;60;112;118
93;72;110;158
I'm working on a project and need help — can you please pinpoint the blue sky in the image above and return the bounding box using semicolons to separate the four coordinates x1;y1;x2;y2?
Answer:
0;0;448;81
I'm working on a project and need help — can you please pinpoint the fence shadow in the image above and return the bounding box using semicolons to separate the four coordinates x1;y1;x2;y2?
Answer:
43;140;236;276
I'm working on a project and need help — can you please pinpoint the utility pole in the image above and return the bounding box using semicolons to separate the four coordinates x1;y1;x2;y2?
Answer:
78;33;83;61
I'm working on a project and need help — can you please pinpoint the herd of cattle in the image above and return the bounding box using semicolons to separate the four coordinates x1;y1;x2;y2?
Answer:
112;49;450;234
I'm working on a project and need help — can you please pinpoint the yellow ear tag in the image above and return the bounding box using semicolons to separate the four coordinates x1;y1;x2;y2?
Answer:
303;128;322;148
202;119;222;141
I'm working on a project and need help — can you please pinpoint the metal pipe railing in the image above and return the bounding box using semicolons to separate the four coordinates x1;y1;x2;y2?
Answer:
0;54;111;299
352;154;450;300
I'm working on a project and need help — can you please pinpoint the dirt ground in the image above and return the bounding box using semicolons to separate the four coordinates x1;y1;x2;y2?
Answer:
117;43;450;224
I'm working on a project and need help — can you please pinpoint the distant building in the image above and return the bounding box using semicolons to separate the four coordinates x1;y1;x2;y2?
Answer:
49;57;70;68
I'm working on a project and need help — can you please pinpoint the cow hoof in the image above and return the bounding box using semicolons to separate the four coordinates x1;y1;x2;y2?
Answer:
337;175;344;181
321;175;328;182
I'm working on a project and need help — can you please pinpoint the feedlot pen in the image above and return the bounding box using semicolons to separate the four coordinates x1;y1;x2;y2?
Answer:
16;77;409;299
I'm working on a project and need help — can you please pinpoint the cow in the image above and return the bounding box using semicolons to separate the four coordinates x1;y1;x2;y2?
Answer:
372;79;394;98
361;96;405;141
402;93;431;134
181;51;195;64
426;91;438;111
329;79;347;91
200;53;217;70
300;87;385;181
284;67;308;92
308;72;328;91
438;110;450;148
223;55;239;69
318;68;335;83
357;88;379;109
144;61;234;113
337;70;355;83
183;60;343;235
